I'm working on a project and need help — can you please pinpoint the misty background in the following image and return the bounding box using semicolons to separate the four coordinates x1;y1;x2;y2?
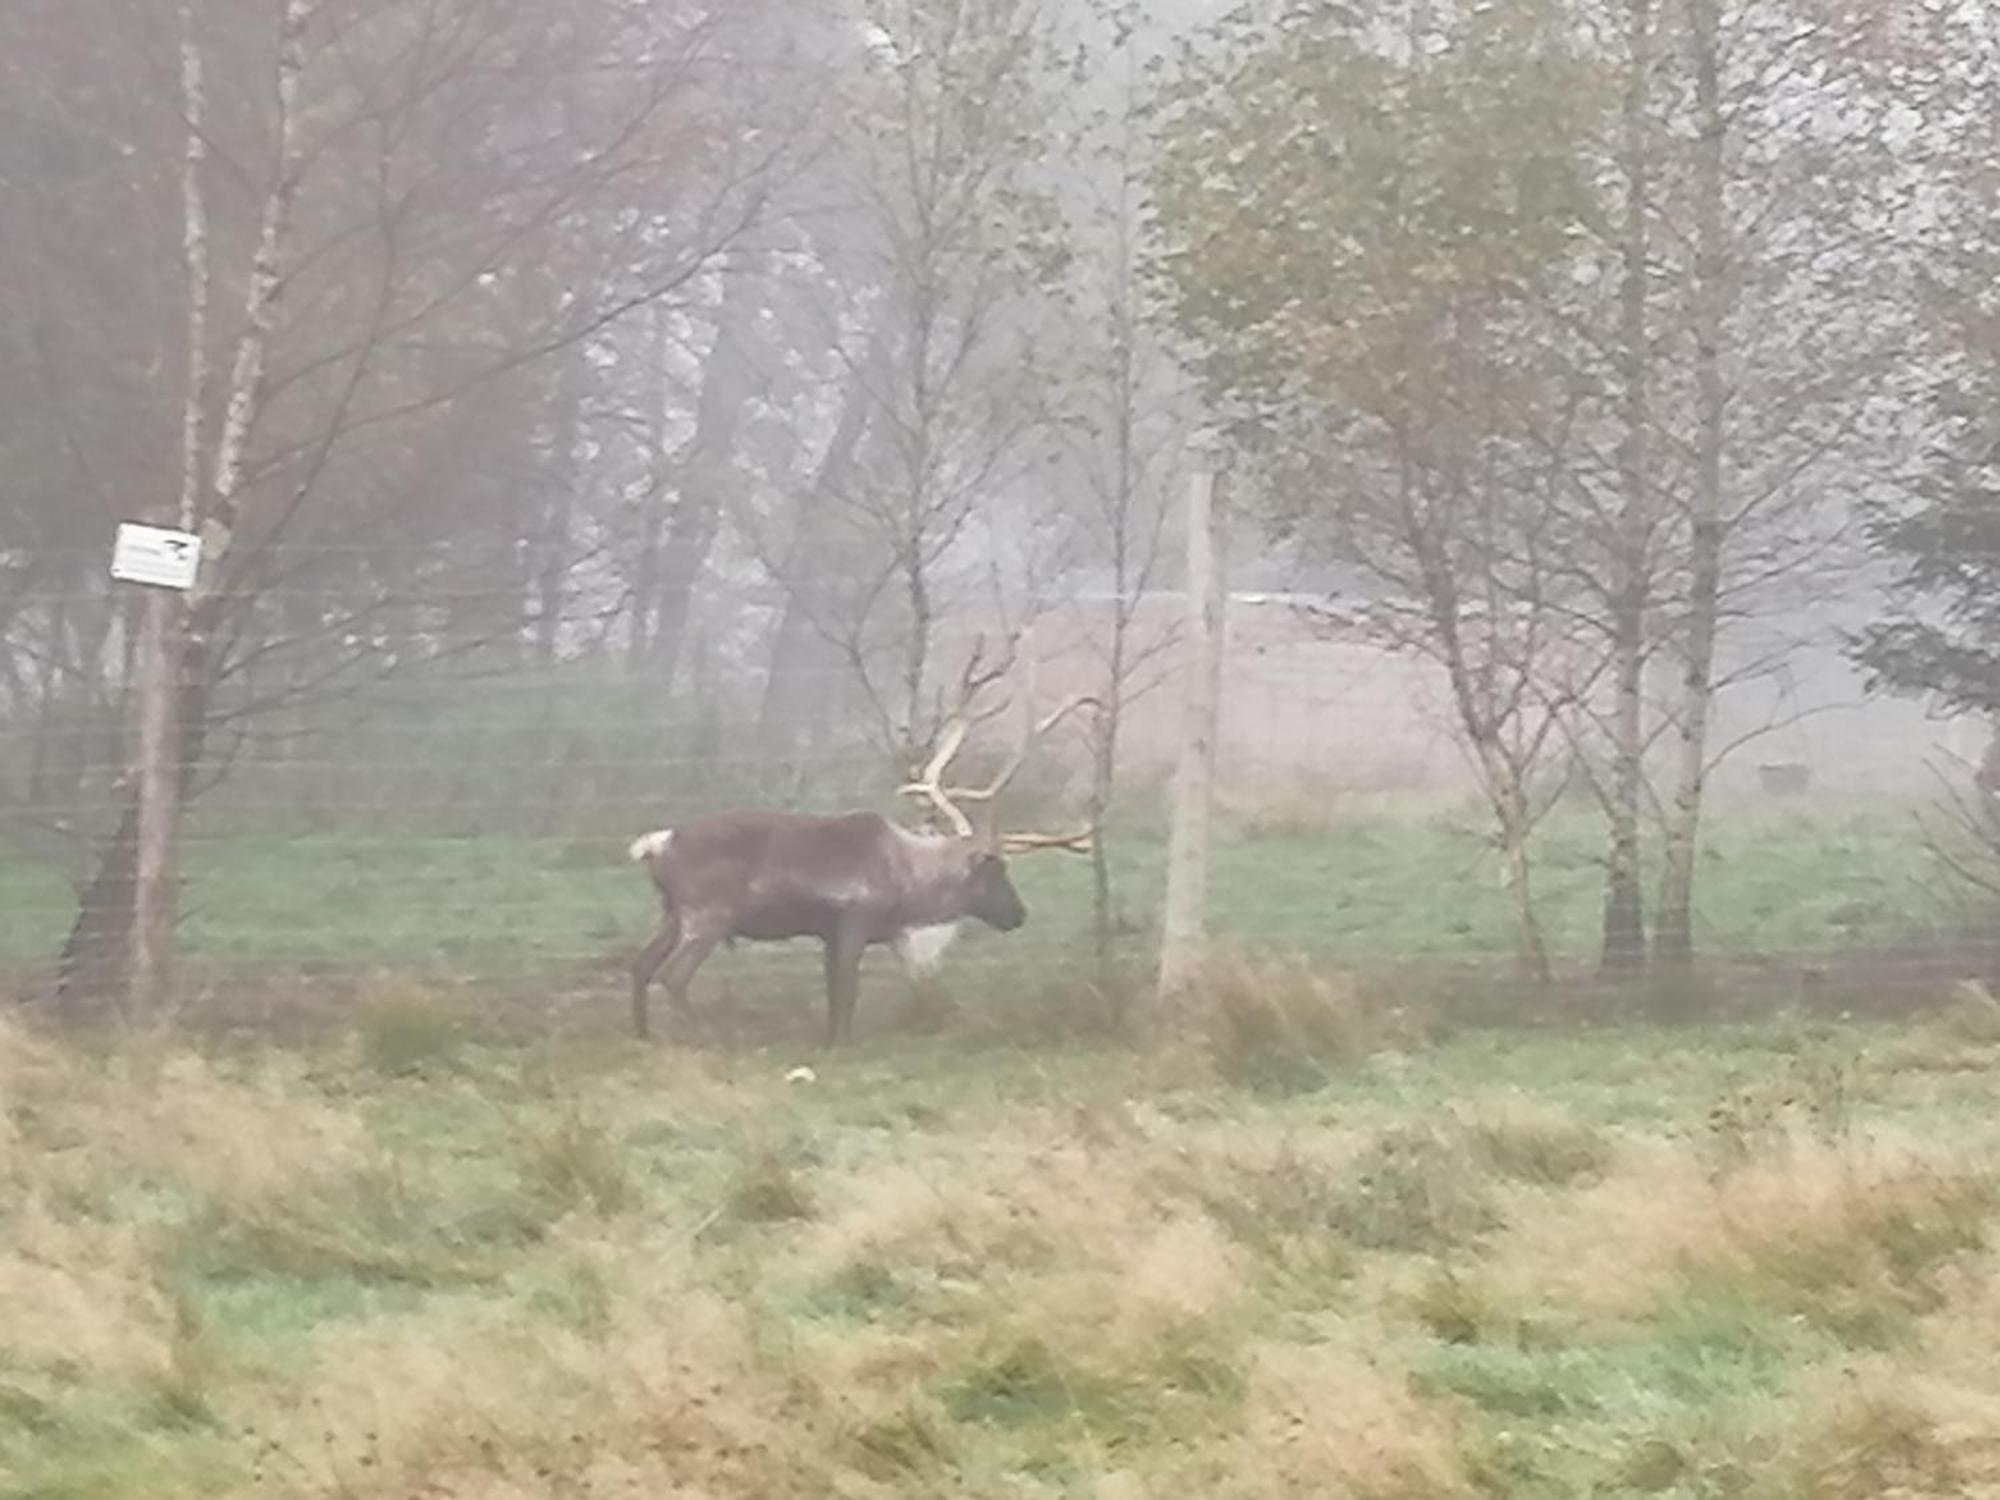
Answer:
3;0;1999;1018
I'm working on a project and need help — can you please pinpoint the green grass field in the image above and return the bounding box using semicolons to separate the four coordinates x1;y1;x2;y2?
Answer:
0;794;1952;990
6;988;2000;1499
3;791;1997;1497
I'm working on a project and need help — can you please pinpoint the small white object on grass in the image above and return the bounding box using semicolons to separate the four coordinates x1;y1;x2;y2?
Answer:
786;1065;817;1085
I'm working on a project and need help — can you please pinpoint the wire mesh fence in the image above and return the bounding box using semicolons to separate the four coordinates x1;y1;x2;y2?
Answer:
2;574;1996;1036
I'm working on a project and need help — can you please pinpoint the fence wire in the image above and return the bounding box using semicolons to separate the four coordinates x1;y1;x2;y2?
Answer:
1;586;1995;1028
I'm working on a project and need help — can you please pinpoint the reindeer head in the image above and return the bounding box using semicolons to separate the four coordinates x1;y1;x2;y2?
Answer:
898;670;1100;931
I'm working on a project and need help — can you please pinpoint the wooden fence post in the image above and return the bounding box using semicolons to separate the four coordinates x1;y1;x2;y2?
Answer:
1158;446;1228;1017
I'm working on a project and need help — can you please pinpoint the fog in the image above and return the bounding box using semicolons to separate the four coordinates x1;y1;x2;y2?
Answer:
3;0;1998;1003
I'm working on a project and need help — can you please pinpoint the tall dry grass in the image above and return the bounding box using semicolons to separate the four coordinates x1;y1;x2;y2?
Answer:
4;1003;2000;1498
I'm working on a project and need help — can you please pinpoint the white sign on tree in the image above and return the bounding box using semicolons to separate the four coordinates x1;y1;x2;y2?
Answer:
110;523;202;591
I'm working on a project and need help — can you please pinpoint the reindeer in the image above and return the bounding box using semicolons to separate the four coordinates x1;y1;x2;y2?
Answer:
625;688;1095;1045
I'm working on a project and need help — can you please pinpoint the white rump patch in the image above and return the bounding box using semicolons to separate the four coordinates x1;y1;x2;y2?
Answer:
627;828;673;864
896;922;961;977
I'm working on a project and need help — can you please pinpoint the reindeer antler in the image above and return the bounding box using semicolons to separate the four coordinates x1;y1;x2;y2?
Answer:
900;694;1103;845
898;626;1104;848
900;715;976;837
946;693;1102;809
1001;827;1096;857
937;635;1013;738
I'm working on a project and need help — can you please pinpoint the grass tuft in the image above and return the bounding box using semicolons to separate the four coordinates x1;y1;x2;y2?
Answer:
726;1141;817;1225
1195;951;1417;1092
1243;1342;1474;1497
1329;1124;1504;1253
1786;1389;1969;1499
1462;1106;1613;1187
1409;1265;1517;1346
942;1314;1244;1451
174;1158;534;1289
1701;1050;1861;1177
1719;1170;1997;1349
147;1287;222;1429
516;1111;636;1218
352;982;468;1078
1191;1140;1359;1293
846;1400;955;1482
1935;978;2000;1046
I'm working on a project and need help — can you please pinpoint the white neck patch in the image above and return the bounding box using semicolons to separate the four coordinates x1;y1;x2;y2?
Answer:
896;921;962;977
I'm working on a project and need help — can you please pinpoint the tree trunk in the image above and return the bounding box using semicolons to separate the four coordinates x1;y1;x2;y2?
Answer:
758;591;832;757
60;628;221;999
59;0;309;1006
26;591;70;811
127;589;184;1014
124;0;213;1014
534;528;567;665
628;505;664;671
1601;0;1654;978
1603;616;1649;973
1088;637;1125;988
1090;151;1146;992
1658;0;1727;969
1499;780;1553;986
758;325;884;754
1427;579;1554;986
649;265;761;688
533;367;585;666
626;308;674;672
1089;324;1140;990
175;0;209;539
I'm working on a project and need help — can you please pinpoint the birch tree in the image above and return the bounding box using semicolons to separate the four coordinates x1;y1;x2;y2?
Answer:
1600;0;1660;975
1848;2;2000;908
1647;0;1915;970
749;0;1076;777
1061;0;1191;983
36;0;807;1002
1148;0;1611;980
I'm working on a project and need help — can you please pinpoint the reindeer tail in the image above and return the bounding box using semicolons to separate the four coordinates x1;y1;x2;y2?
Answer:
627;829;674;865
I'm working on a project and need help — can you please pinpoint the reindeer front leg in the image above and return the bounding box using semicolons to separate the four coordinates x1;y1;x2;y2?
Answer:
897;967;955;1033
823;925;866;1048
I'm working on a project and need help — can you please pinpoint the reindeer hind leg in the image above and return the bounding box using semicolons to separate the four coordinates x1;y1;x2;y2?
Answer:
630;912;681;1040
656;920;726;1042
